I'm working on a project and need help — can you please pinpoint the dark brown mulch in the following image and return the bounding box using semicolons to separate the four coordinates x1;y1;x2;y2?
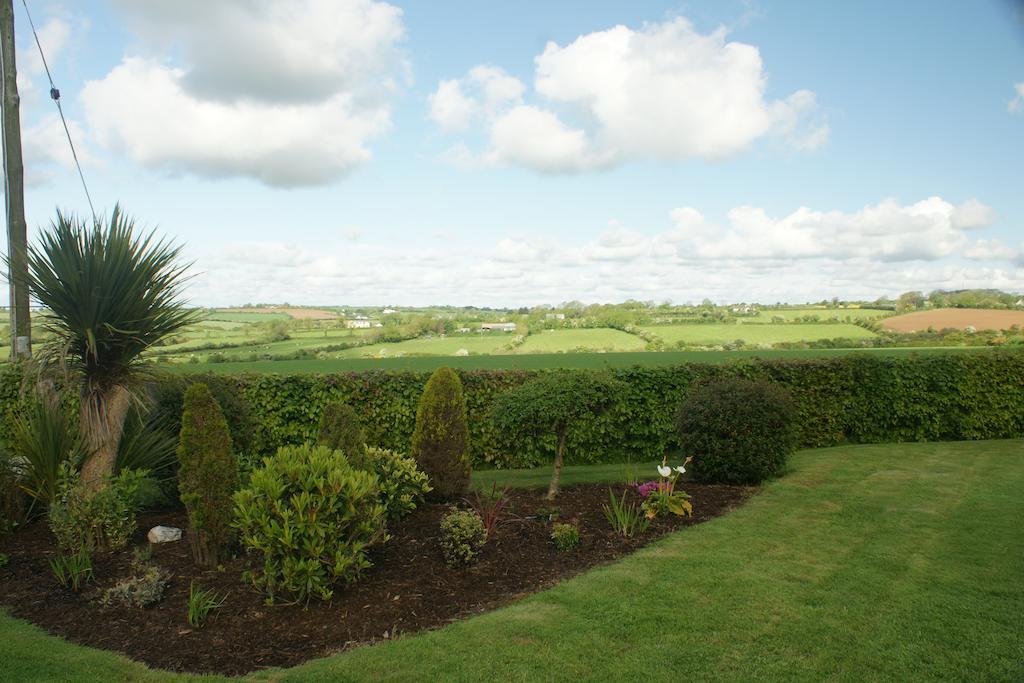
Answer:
0;482;753;676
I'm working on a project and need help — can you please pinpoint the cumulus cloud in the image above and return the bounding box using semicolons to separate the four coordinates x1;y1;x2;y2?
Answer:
182;196;1020;307
83;0;406;186
429;17;828;172
1009;82;1024;113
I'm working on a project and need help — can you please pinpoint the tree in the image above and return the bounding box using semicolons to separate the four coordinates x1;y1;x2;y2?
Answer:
490;371;623;500
22;207;197;490
410;367;470;499
897;291;925;312
177;383;238;567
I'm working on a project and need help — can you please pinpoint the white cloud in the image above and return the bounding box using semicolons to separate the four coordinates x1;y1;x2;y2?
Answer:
430;17;828;172
181;196;1020;307
428;66;525;132
1009;82;1024;113
83;0;405;186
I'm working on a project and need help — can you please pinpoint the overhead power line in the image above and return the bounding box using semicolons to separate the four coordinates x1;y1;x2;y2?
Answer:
20;0;96;221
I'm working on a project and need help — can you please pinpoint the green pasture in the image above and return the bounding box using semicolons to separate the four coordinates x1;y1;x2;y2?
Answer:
205;311;292;323
640;322;876;346
2;439;1021;680
747;307;890;322
336;334;513;359
519;328;646;352
165;346;996;374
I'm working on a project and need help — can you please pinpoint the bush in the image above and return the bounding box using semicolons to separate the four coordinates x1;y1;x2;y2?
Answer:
363;446;431;520
177;383;239;568
411;367;470;499
550;522;580;551
0;445;25;536
677;378;797;484
7;392;82;509
439;509;486;566
316;401;367;465
233;444;387;604
48;465;145;552
100;563;171;608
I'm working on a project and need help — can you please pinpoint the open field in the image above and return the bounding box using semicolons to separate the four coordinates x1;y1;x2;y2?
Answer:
337;334;512;358
639;322;876;346
167;346;999;374
2;439;1021;681
882;307;1024;332
746;307;891;322
518;328;646;352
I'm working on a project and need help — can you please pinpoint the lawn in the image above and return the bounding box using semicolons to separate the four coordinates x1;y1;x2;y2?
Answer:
518;328;646;352
640;322;876;346
2;439;1021;681
165;345;997;374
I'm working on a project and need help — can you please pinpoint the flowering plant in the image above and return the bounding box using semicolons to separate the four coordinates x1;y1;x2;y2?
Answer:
640;456;693;519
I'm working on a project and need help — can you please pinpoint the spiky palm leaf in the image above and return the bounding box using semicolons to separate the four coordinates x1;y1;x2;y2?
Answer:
21;206;198;482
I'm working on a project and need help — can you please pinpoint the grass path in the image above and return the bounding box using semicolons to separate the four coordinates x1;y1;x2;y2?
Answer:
2;440;1022;681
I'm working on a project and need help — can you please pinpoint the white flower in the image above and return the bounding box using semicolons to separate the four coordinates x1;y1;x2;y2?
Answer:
675;465;686;474
657;465;671;477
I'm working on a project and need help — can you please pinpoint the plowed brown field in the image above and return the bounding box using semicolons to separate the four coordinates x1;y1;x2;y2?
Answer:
882;307;1024;332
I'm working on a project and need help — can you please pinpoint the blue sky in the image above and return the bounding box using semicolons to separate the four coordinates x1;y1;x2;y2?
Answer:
8;0;1024;306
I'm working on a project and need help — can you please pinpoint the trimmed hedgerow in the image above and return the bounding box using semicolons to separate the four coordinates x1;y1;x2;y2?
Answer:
677;378;797;484
411;367;471;499
316;401;367;465
177;383;239;568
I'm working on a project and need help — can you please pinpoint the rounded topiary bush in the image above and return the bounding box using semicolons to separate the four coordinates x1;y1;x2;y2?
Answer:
232;444;386;604
316;401;367;465
411;367;470;500
676;377;797;484
177;383;239;568
364;446;432;521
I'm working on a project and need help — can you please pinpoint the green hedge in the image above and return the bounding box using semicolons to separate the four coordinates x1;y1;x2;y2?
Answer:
4;350;1023;469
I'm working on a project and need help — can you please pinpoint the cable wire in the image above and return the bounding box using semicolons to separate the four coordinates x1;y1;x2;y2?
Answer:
19;0;96;221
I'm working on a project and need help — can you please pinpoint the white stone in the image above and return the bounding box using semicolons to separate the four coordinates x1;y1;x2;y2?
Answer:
147;525;182;544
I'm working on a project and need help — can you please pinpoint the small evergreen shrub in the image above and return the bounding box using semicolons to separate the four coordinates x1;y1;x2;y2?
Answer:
411;367;471;499
550;522;580;551
364;446;431;520
177;383;239;568
316;402;367;465
100;563;171;608
677;378;797;484
439;509;486;566
49;465;144;552
233;444;387;604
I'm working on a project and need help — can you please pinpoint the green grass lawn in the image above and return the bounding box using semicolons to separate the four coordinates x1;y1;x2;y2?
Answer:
640;322;876;346
518;328;646;352
2;439;1022;681
164;345;999;374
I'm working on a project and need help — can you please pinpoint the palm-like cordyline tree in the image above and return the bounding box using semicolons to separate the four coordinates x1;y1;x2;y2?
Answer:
23;206;198;490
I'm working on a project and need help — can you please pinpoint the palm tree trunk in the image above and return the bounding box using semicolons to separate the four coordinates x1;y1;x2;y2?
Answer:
546;429;568;501
79;385;131;492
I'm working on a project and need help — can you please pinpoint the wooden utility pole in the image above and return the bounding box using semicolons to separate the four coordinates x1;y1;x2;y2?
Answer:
0;0;30;360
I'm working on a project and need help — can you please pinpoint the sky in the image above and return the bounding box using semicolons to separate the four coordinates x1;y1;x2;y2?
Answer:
4;0;1024;307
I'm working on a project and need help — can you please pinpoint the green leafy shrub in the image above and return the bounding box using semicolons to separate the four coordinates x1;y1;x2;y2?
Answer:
49;465;145;552
0;445;25;536
411;367;470;499
677;378;797;484
233;444;387;604
177;383;239;568
100;563;171;608
50;549;93;591
316;401;367;464
439;509;486;566
490;371;623;499
550;522;580;551
363;446;431;520
187;582;226;628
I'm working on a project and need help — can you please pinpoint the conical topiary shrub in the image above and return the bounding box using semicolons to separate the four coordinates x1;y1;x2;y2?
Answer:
177;383;238;568
410;367;470;499
316;401;367;467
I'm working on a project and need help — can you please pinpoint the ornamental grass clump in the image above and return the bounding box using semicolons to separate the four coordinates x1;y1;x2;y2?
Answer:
233;444;387;605
411;367;471;500
677;378;797;484
177;383;239;568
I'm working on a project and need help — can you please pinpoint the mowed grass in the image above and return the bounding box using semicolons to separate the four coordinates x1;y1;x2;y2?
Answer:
2;439;1021;681
165;345;1001;374
641;322;876;346
518;328;646;352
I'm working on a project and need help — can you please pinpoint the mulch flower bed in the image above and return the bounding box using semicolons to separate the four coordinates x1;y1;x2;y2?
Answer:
0;482;753;675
